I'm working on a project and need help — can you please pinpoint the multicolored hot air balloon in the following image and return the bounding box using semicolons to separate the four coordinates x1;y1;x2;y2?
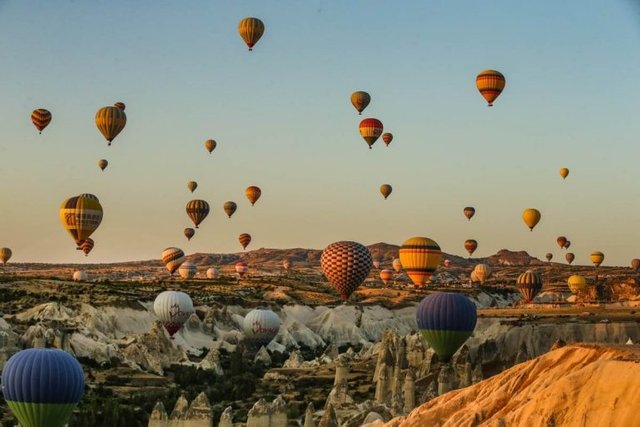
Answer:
559;168;569;179
223;201;237;218
1;348;84;427
545;253;553;262
557;236;567;249
98;159;108;171
178;261;197;279
59;194;103;248
31;108;52;134
380;269;394;285
187;181;198;193
522;209;541;231
235;262;248;278
631;259;640;272
243;308;282;347
380;184;392;200
590;251;604;267
184;228;195;241
350;91;371;115
464;239;478;256
204;139;216;154
320;241;372;301
238;17;265;51
186;200;210;228
206;267;220;279
80;238;94;256
359;118;383;149
565;252;575;264
245;186;262;206
382;133;393;146
95;106;126;146
153;291;194;337
416;293;477;362
113;102;126;111
0;247;12;264
463;207;475;221
72;270;87;281
476;70;505;107
516;270;543;303
567;275;587;294
392;258;402;273
399;237;442;288
239;233;252;250
161;247;185;275
472;263;491;284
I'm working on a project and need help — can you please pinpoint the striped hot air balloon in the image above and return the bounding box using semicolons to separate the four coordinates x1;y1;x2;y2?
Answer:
320;241;372;301
0;247;12;264
243;308;282;347
238;17;264;51
590;251;605;267
476;70;505;107
154;290;194;337
359;118;383;149
392;258;402;273
399;237;442;288
206;267;220;279
464;239;478;256
95;106;126;146
350;91;371;115
59;194;103;248
161;247;185;275
522;208;541;231
186;200;210;228
113;102;126;111
245;186;262;206
380;184;392;200
187;181;198;193
239;233;252;250
516;270;543;303
382;132;393;146
80;238;94;256
223;201;237;218
235;262;248;278
31;108;52;134
567;275;587;294
565;252;575;265
380;269;394;285
472;263;491;284
416;293;477;362
545;253;553;262
184;228;195;241
178;261;197;279
463;207;476;221
204;139;217;154
1;348;84;427
98;159;108;171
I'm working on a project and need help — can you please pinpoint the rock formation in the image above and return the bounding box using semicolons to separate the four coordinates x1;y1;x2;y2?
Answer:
246;395;289;427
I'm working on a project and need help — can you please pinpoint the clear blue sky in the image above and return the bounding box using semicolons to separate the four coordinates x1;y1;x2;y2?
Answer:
0;0;639;265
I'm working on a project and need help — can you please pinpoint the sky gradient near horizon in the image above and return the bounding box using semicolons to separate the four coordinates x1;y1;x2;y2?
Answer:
0;1;639;265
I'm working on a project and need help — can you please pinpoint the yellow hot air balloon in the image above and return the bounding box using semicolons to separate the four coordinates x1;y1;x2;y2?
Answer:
590;251;604;267
399;237;442;288
567;275;587;294
380;184;392;200
238;17;264;51
245;186;261;206
476;70;505;107
0;247;12;264
59;194;103;248
95;106;126;146
350;91;371;115
522;209;541;231
204;139;216;154
187;181;198;193
559;168;569;179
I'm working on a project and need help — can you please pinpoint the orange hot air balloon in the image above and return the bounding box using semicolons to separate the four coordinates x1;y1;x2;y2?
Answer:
556;236;567;249
31;109;52;134
559;168;569;179
590;251;604;267
464;239;478;256
463;207;475;221
184;228;195;241
522;209;541;231
380;184;392;200
350;91;371;115
398;237;442;288
239;233;252;250
238;17;264;51
476;70;505;107
379;269;394;285
565;252;575;264
359;118;383;149
245;186;261;206
382;133;393;146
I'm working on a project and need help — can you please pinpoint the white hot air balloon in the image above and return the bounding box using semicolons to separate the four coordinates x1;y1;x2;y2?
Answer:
206;267;220;279
72;270;88;281
178;261;197;279
392;258;402;273
153;291;194;338
242;308;282;347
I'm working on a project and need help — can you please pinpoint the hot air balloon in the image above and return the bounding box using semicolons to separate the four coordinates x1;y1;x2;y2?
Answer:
470;270;480;283
321;241;372;301
245;186;262;206
564;241;571;249
80;238;94;256
187;181;198;193
186;200;210;228
473;264;491;284
416;293;477;362
31;108;52;134
372;258;382;269
153;290;194;337
557;236;567;249
590;251;604;267
223;201;237;218
464;239;478;256
178;261;197;279
463;207;475;221
238;17;264;51
98;159;108;171
565;252;575;265
380;269;394;285
516;270;543;303
59;194;103;248
444;259;451;268
243;308;282;347
0;247;12;264
239;233;252;250
1;348;84;427
95;106;126;146
559;168;569;179
567;275;587;294
204;139;216;154
392;258;402;273
350;91;371;115
382;133;393;146
545;253;553;262
631;259;640;272
72;270;87;281
380;184;392;200
476;70;505;107
184;228;195;241
235;262;248;278
359;118;383;149
522;209;541;231
399;237;442;288
206;267;220;279
113;102;126;111
161;247;185;275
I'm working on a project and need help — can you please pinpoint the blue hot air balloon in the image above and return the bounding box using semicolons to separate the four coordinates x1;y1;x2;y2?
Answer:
416;293;477;362
1;348;85;427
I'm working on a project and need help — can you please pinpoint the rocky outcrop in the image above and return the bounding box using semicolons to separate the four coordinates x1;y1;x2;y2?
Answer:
246;395;288;427
149;392;213;427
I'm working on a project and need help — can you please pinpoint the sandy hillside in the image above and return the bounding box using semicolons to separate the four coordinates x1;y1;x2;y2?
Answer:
370;344;640;427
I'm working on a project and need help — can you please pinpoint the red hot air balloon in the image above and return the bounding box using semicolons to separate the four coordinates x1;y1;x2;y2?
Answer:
359;118;383;149
321;241;372;301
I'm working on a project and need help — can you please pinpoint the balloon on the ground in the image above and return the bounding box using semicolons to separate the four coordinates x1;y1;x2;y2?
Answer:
239;233;252;250
464;239;478;256
72;270;87;281
95;106;126;146
161;247;185;275
350;91;370;115
565;252;575;264
238;17;264;51
235;262;248;277
206;267;220;279
184;228;195;241
382;133;393;146
567;275;587;294
0;247;12;264
380;184;392;199
187;181;197;193
223;201;237;218
380;269;394;285
243;308;282;347
59;194;103;248
320;241;372;300
399;237;442;287
444;259;451;268
31;108;52;134
98;159;108;171
392;258;402;273
186;200;210;228
178;261;197;279
590;251;604;267
472;263;491;284
476;70;505;106
153;290;194;337
204;139;216;154
463;207;475;221
522;208;541;231
631;259;640;272
516;270;543;302
359;118;383;149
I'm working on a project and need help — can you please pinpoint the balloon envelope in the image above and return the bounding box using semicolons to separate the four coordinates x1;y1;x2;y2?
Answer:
153;291;194;337
522;209;541;231
590;251;605;267
223;201;237;218
72;270;87;281
243;308;282;347
392;258;402;273
161;247;185;275
559;168;569;179
473;263;491;283
320;241;372;300
476;70;505;106
186;200;210;228
184;228;195;241
59;194;103;248
204;139;216;153
95;106;126;145
239;233;252;250
235;262;248;277
382;132;393;146
380;184;392;199
238;17;265;50
556;236;567;249
178;261;197;279
31;108;52;133
632;259;640;272
350;91;371;114
545;253;553;262
464;239;478;256
245;186;262;206
567;275;587;294
187;181;197;193
206;267;220;279
379;269;394;285
98;159;108;171
0;247;12;264
399;237;442;287
359;118;383;149
565;252;575;264
516;270;543;302
463;207;475;221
